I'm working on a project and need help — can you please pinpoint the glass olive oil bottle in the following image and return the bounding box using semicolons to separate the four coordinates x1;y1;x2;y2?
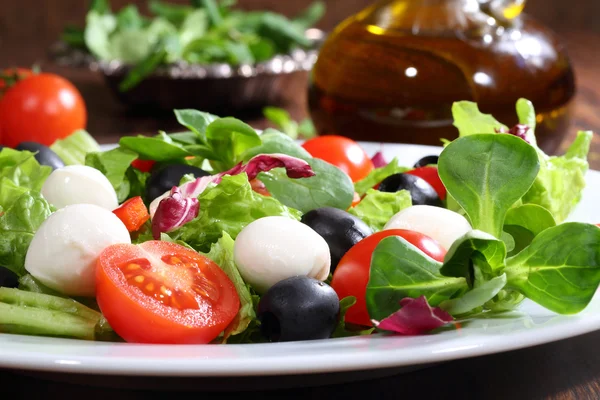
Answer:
308;0;575;154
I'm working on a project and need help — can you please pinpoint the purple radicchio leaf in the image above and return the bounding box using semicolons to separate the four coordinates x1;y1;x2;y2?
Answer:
371;151;388;168
371;296;454;335
495;124;531;144
149;154;315;218
151;187;199;239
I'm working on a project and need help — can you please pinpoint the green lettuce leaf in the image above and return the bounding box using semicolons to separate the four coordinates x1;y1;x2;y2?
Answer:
0;149;52;191
440;230;507;280
204;232;256;340
50;130;101;166
438;230;508;315
0;192;53;277
522;131;592;223
515;98;537;145
170;173;302;252
85;147;140;203
0;149;52;211
366;236;468;322
258;158;354;213
438;134;540;238
354;157;410;196
241;129;311;160
452;101;507;137
0;179;29;212
84;10;117;60
440;273;507;316
348;189;412;232
503;204;556;256
505;223;600;314
119;133;191;161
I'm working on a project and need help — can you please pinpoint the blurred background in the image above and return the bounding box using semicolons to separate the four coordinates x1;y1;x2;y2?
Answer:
1;0;599;161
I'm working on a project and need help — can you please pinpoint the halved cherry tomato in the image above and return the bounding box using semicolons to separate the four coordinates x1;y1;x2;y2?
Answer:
96;241;240;344
112;196;150;232
330;229;446;327
405;167;447;200
302;136;374;182
131;159;156;173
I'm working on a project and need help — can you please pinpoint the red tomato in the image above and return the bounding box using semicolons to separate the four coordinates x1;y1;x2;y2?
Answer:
96;241;240;344
131;159;156;173
330;229;446;327
112;196;150;232
302;136;374;182
0;73;87;147
405;167;447;200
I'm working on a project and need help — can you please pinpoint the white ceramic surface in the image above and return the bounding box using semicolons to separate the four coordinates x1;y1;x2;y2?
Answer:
1;143;599;378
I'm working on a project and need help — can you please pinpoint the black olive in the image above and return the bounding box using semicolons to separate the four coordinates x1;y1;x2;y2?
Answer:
15;142;65;170
258;276;340;342
146;164;210;202
301;207;372;272
0;267;18;288
378;173;443;207
413;155;439;168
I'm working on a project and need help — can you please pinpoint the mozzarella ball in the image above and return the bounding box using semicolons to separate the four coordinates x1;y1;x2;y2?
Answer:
25;204;131;296
41;165;119;210
234;216;331;293
383;205;472;250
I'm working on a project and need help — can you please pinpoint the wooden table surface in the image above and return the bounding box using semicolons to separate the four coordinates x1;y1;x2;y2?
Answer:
2;28;600;400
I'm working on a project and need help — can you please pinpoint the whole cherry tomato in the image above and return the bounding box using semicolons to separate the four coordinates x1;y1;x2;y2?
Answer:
302;136;374;182
0;73;87;147
330;229;446;327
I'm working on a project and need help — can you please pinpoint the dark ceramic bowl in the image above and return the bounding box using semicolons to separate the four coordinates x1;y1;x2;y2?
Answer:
50;29;324;114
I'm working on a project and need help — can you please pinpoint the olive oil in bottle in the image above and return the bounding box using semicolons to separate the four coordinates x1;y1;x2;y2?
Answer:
308;0;575;154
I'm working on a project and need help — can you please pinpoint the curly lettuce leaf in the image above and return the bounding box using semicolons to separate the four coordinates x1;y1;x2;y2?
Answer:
170;173;301;252
204;232;256;340
0;149;52;211
522;131;592;223
452;101;507;137
50;130;101;166
0;192;53;277
348;189;412;232
354;157;410;196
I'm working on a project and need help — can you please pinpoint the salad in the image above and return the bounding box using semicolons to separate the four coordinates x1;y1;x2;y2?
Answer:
0;98;598;345
61;0;325;91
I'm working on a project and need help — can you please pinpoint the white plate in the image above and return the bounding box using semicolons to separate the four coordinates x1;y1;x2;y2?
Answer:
1;142;599;381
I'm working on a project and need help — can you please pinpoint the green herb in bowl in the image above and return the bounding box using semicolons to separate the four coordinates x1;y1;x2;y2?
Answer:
61;0;325;92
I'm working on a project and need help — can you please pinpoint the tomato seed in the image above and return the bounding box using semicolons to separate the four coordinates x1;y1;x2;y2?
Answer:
134;276;144;283
160;286;172;296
